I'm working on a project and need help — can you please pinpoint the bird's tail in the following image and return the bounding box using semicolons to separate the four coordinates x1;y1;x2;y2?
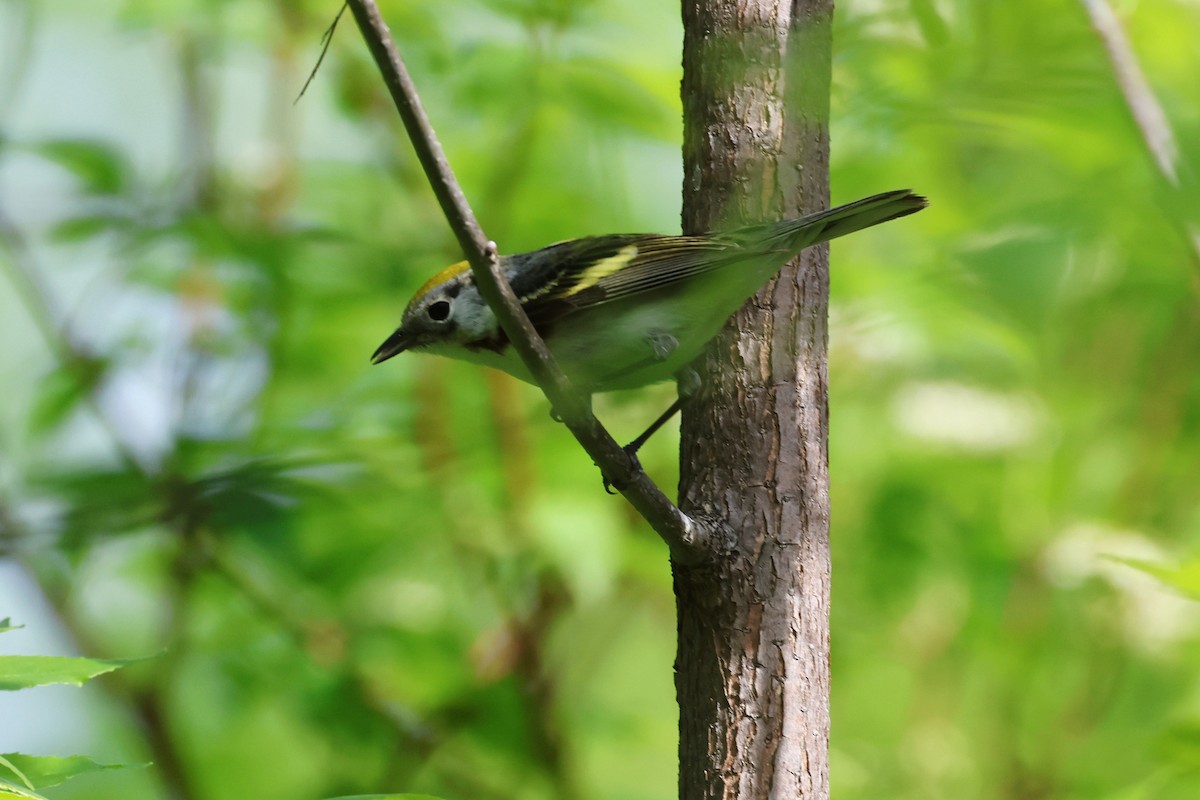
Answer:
733;189;928;253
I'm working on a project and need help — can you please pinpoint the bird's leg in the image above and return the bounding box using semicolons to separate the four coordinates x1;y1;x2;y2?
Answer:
603;397;685;494
624;397;685;458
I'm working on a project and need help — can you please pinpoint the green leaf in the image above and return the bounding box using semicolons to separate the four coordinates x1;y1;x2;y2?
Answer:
1108;557;1200;600
33;139;129;196
0;655;136;690
50;214;128;243
0;754;135;791
0;757;32;791
0;620;21;635
30;464;156;547
0;776;45;799
29;365;103;436
323;795;448;799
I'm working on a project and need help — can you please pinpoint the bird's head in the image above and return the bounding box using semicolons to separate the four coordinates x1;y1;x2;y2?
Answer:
371;261;480;365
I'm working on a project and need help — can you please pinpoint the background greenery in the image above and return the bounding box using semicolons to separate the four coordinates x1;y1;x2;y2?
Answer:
2;0;1199;798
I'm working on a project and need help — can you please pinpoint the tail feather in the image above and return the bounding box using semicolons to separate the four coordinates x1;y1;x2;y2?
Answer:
737;189;927;253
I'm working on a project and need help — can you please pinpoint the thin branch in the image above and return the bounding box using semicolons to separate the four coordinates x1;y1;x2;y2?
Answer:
1081;0;1200;273
0;0;36;113
295;1;347;104
0;205;80;363
343;0;719;564
1081;0;1177;184
0;203;148;477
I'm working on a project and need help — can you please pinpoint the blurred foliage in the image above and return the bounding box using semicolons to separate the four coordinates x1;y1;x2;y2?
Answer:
1;1;1199;799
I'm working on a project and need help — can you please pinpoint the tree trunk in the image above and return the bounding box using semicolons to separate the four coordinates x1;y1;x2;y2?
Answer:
676;1;833;799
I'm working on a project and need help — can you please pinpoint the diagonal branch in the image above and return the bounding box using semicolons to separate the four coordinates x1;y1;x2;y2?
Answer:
0;203;149;477
1081;0;1176;184
343;0;719;564
1081;0;1200;275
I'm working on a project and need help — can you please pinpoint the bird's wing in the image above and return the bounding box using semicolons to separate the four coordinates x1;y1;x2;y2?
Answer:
512;233;749;324
508;190;929;326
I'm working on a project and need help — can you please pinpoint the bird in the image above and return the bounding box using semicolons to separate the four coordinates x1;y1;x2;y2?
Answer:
372;189;926;463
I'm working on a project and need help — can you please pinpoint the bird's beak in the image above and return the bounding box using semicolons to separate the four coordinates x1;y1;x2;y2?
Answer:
371;329;414;365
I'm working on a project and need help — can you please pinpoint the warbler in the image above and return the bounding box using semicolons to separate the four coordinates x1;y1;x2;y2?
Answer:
372;189;925;394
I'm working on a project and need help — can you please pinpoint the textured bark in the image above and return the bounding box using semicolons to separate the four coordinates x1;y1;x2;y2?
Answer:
676;2;832;799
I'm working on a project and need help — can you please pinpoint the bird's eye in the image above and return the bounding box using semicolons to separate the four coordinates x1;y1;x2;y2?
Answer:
427;300;451;322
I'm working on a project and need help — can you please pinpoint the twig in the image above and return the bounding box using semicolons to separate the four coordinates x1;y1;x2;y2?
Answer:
1081;0;1176;183
1081;0;1200;273
0;206;79;363
343;0;718;564
0;203;148;476
295;1;347;103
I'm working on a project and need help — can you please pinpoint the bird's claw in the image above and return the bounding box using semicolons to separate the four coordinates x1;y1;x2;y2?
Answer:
603;444;644;495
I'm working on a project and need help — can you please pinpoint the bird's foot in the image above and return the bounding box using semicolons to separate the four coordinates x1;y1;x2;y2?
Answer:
602;443;644;495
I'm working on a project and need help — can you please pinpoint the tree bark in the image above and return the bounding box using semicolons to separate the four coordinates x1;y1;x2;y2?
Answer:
676;2;832;799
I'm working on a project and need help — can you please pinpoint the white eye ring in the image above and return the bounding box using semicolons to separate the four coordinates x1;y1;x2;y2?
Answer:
427;300;451;321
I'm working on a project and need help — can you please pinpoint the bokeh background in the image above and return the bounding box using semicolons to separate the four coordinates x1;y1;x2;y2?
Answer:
2;1;1200;799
